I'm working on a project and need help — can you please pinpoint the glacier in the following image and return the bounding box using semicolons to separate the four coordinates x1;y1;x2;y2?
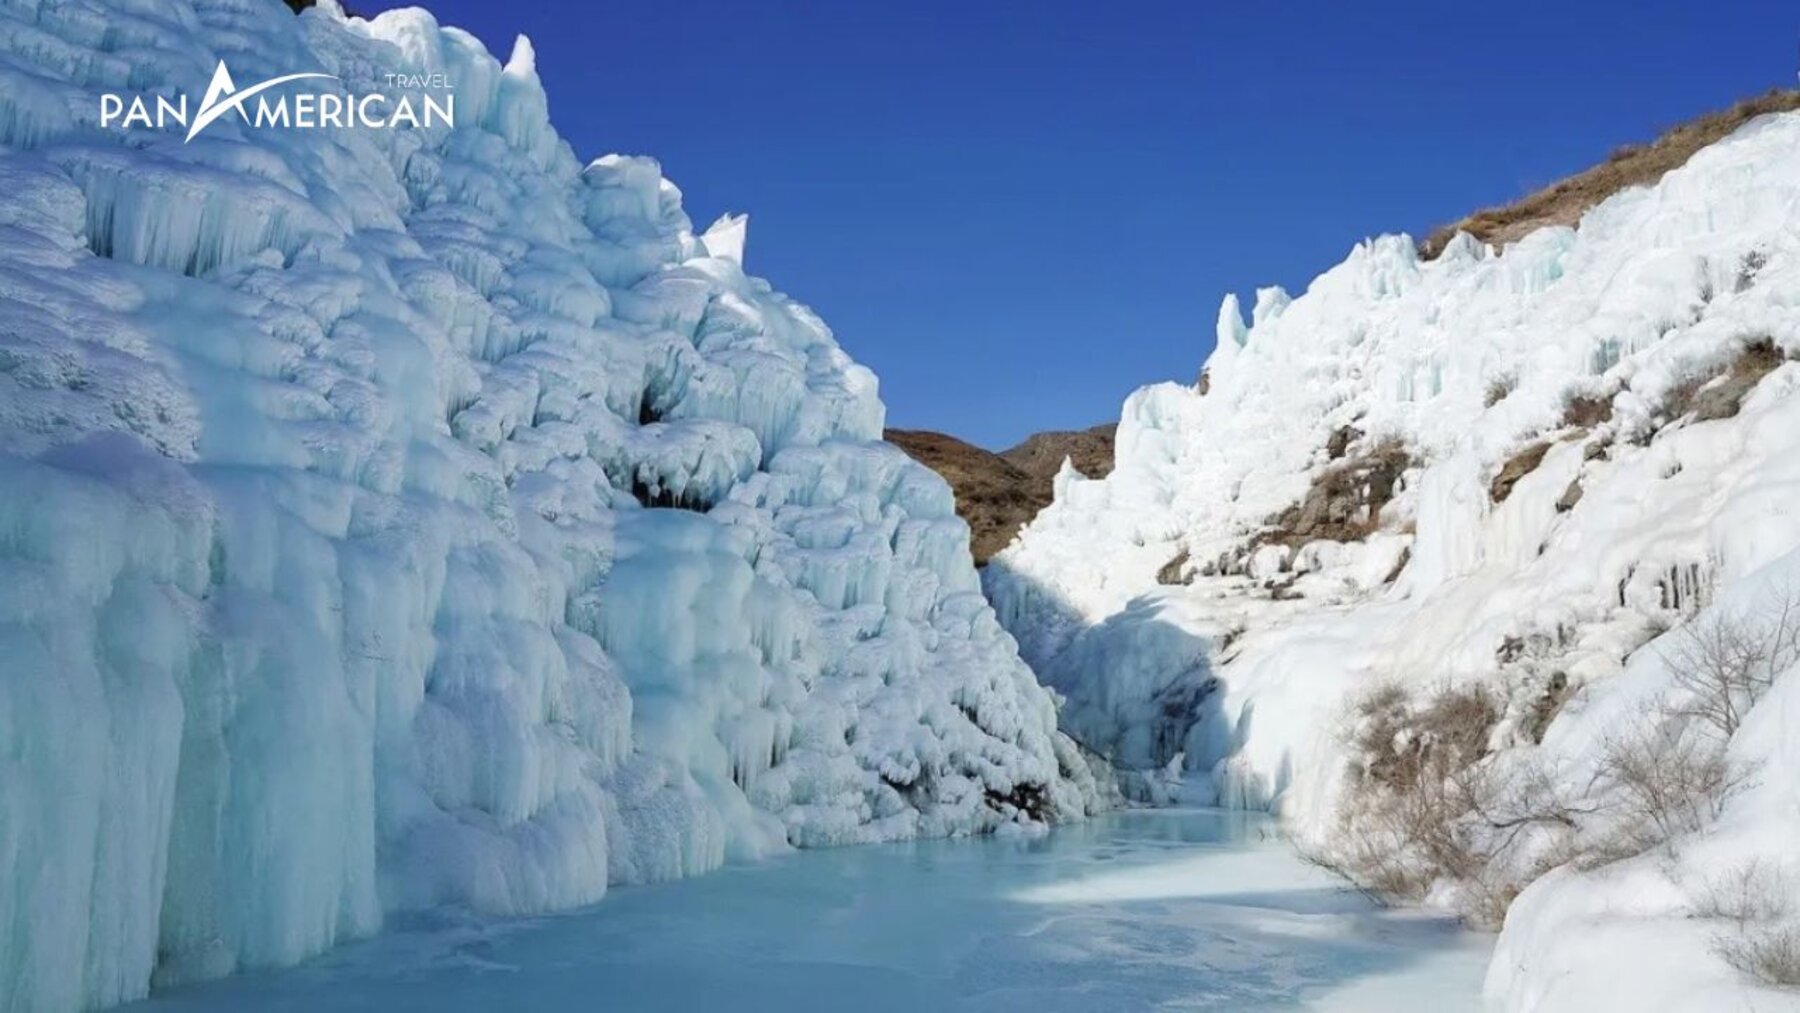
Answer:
989;107;1800;1008
0;1;1104;1010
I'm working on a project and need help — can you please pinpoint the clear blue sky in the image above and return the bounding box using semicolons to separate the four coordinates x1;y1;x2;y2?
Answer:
360;0;1796;449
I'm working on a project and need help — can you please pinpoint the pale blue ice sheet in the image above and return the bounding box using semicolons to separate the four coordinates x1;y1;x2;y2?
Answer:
134;809;1491;1012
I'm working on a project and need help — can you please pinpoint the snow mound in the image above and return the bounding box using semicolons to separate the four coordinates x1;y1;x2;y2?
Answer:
989;107;1800;1008
0;2;1097;1009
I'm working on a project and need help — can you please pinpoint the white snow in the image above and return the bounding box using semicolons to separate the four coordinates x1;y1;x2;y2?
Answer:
0;2;1100;1010
990;107;1800;1009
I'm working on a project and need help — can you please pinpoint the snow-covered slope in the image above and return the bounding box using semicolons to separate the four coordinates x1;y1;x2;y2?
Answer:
989;108;1800;1008
0;2;1102;1009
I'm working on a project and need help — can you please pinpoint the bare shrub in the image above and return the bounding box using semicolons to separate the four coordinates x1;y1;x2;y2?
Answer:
1353;683;1495;796
1320;593;1800;932
1326;683;1589;926
1566;597;1797;866
1694;860;1791;924
1592;718;1743;852
1694;860;1800;987
1700;861;1800;988
1718;927;1800;988
1338;684;1499;889
1662;592;1800;738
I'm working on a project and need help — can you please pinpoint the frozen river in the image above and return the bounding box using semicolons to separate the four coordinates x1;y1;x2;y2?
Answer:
133;809;1491;1012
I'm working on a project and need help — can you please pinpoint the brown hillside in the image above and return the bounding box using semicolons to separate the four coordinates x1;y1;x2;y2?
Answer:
1421;89;1800;259
886;424;1116;564
1001;424;1118;483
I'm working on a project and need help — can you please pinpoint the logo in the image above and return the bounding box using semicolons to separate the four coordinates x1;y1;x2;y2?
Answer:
100;60;454;142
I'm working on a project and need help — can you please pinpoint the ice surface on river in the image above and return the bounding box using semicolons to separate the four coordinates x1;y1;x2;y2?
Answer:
0;2;1099;1008
128;809;1491;1012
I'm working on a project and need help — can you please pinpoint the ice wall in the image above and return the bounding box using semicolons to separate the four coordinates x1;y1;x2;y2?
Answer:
0;2;1098;1009
988;107;1800;1007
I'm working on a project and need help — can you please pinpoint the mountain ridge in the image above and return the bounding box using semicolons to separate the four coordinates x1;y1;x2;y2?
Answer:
885;423;1116;564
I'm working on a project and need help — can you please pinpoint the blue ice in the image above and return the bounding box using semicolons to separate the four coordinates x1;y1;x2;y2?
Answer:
132;809;1490;1012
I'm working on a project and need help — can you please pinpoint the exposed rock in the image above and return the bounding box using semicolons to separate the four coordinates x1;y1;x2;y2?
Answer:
1156;549;1191;585
1261;436;1411;548
1692;338;1785;421
1490;441;1551;504
1555;478;1584;513
1562;392;1615;429
1326;424;1363;461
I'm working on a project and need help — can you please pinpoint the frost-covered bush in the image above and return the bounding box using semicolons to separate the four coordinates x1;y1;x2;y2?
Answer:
1697;861;1800;989
1662;593;1800;737
1717;926;1800;988
1586;718;1742;861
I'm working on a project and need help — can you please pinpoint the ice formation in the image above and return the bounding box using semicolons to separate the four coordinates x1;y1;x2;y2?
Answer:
990;108;1800;1008
0;2;1101;1009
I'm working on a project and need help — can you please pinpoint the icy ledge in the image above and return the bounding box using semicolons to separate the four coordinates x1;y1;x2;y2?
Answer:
0;1;1103;1009
989;106;1800;1009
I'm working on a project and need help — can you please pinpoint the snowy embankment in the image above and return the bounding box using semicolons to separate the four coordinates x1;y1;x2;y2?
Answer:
989;108;1800;1009
0;2;1104;1010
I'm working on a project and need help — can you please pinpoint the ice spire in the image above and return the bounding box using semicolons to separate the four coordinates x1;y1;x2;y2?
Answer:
1202;292;1248;387
505;35;537;78
702;213;748;267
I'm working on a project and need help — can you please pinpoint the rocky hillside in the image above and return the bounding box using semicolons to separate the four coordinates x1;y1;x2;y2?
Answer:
1420;89;1800;258
886;424;1115;564
1000;423;1117;480
988;95;1800;1011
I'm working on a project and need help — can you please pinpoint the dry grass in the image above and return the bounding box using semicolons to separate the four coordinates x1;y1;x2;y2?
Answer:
1562;391;1616;429
1422;90;1800;259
